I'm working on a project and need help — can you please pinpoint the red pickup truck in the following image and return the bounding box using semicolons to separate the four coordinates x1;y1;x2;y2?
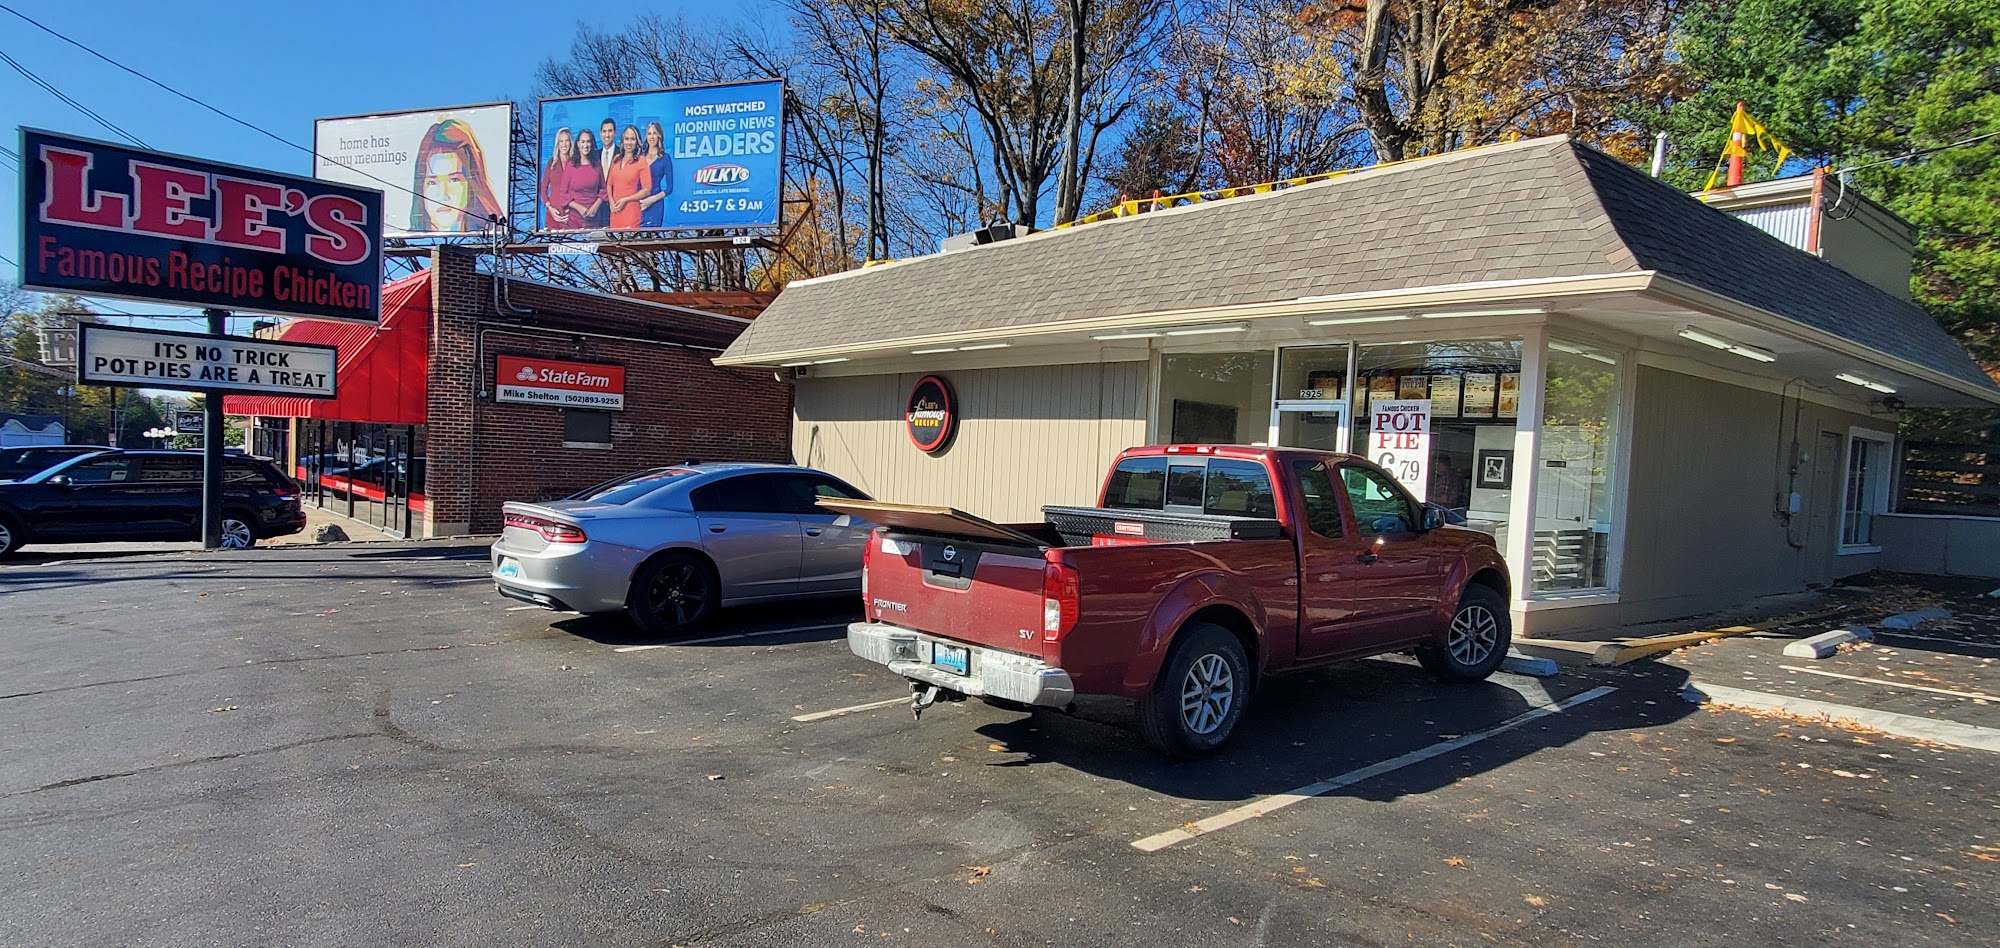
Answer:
828;445;1513;757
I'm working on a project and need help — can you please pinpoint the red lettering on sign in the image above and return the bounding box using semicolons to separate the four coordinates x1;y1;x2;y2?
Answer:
38;147;128;228
303;194;371;265
212;176;288;252
130;161;211;239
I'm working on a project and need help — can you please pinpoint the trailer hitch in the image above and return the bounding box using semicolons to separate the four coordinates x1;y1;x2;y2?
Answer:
910;681;942;720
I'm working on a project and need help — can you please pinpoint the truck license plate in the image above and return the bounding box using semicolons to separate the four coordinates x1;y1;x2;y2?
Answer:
933;643;969;676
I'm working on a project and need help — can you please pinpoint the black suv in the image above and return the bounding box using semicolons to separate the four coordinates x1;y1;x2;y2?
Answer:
0;445;107;482
0;450;307;557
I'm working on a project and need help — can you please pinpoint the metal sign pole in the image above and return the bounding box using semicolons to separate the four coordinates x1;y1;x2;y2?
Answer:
202;309;228;550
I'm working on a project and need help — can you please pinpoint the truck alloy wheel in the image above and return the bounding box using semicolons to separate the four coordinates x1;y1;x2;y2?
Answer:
1417;585;1511;682
1138;622;1249;758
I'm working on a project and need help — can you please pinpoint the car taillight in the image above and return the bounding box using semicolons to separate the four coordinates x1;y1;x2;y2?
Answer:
505;513;587;543
269;480;298;498
1043;562;1080;638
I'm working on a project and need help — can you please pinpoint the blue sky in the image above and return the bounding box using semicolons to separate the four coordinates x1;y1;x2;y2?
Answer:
2;0;699;328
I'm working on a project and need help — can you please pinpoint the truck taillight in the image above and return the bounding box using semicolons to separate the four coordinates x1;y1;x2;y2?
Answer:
862;533;874;600
1043;563;1080;638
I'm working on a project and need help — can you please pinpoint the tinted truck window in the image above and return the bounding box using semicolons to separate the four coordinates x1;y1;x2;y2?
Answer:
1203;459;1276;517
1103;456;1168;510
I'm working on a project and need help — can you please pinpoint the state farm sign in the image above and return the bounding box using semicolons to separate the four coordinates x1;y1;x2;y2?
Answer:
495;355;625;410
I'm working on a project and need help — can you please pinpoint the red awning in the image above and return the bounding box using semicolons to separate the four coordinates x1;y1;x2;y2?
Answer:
226;272;430;425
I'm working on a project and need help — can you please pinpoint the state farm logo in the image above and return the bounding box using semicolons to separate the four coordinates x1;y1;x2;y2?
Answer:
694;163;751;186
516;366;537;382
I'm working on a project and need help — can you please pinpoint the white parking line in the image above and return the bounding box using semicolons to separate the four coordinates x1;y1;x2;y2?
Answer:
1778;664;2000;702
613;622;849;652
791;697;909;723
1131;685;1618;852
505;605;541;612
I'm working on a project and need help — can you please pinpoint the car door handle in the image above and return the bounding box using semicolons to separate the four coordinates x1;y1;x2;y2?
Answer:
804;527;823;537
1356;551;1378;564
708;525;727;533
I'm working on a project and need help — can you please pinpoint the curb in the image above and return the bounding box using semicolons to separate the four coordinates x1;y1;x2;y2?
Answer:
1880;607;1950;630
1781;626;1874;659
1683;681;2000;753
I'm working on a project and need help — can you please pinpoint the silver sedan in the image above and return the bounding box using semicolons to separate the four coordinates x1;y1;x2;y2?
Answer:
490;463;872;635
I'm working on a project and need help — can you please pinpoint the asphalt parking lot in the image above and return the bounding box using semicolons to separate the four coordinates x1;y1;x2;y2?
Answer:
2;545;1995;946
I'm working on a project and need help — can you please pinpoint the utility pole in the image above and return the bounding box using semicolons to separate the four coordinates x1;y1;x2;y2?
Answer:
202;309;228;549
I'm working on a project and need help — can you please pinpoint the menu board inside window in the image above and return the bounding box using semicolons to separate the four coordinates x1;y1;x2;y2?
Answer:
1366;376;1397;414
1462;373;1497;418
1429;375;1462;417
1398;375;1429;399
1498;372;1521;419
1305;371;1345;401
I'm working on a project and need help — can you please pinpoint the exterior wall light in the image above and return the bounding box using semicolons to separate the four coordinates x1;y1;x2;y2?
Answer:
1678;327;1776;362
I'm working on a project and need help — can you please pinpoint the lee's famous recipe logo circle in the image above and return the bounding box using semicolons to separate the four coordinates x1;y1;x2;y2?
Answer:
906;375;957;454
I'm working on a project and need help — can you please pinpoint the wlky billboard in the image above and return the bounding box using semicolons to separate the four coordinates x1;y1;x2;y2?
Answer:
537;79;784;233
314;103;513;238
17;129;384;322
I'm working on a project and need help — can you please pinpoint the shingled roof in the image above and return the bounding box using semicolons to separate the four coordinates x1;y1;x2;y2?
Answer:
720;136;1996;396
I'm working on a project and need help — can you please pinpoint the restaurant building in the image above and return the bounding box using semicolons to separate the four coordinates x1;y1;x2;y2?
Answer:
228;247;791;538
715;136;2000;634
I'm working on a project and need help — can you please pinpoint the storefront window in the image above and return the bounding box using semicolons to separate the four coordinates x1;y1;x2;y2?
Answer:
1351;339;1523;531
1157;351;1274;444
1535;341;1622;592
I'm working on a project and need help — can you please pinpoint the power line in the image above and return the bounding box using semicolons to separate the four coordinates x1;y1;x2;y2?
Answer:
1838;129;2000;175
0;46;148;147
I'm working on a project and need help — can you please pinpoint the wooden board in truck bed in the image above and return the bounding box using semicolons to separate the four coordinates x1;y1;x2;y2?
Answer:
814;498;1048;546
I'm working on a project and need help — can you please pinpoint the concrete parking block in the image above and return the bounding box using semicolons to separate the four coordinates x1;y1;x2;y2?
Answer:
1780;626;1874;660
1501;651;1559;677
1880;607;1951;630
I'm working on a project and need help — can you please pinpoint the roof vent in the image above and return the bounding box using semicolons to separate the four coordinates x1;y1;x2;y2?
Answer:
939;221;1026;254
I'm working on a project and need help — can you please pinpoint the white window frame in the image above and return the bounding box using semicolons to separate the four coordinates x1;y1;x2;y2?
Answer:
1838;427;1895;554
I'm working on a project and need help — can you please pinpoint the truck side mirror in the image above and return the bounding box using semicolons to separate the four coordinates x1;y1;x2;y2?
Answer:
1421;505;1443;531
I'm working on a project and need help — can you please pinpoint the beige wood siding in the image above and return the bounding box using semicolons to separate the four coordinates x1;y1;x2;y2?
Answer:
792;362;1150;522
1526;364;1887;636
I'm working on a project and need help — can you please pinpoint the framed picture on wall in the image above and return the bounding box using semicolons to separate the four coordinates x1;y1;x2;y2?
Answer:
1462;373;1497;418
1398;375;1429;399
1429;375;1461;417
1476;448;1514;490
1172;399;1238;444
1498;372;1521;419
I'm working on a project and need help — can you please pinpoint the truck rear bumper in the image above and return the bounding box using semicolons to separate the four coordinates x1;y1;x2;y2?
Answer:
847;622;1076;709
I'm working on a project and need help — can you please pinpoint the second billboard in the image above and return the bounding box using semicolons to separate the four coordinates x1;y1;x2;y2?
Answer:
537;79;784;233
314;103;514;238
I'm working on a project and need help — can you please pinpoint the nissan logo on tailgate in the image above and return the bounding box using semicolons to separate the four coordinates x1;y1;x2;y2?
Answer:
942;545;957;562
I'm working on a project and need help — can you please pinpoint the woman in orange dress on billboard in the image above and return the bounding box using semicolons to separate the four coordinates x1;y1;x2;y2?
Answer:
605;124;652;231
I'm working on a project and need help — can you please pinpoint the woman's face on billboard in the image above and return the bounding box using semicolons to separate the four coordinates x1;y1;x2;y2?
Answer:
424;152;469;230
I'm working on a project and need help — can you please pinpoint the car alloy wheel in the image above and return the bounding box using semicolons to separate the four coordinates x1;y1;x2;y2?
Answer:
220;518;255;550
1179;653;1236;736
1448;603;1500;666
645;560;711;627
0;520;15;555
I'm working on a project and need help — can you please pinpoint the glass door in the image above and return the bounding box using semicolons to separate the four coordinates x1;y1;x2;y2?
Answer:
1271;344;1353;450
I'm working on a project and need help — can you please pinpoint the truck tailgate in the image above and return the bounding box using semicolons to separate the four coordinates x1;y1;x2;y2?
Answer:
823;500;1056;660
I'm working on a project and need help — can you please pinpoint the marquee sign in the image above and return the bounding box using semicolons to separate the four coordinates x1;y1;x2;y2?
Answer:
906;374;957;454
17;128;385;322
76;325;337;398
495;355;626;410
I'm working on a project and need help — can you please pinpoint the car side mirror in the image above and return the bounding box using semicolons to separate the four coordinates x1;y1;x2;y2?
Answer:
48;474;74;489
1422;506;1443;531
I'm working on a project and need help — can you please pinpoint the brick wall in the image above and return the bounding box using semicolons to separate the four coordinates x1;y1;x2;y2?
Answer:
424;247;792;535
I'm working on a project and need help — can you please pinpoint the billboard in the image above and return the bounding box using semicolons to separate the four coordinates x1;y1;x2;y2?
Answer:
18;129;385;322
537;79;784;233
313;103;513;238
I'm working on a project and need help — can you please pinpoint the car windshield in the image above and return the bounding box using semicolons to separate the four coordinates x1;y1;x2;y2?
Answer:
567;468;699;505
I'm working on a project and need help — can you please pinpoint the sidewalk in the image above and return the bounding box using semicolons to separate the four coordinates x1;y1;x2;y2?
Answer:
265;502;397;545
